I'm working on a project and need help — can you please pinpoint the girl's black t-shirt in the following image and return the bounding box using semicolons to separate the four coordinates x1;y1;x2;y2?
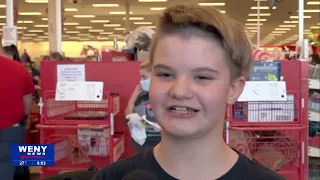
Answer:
91;148;286;180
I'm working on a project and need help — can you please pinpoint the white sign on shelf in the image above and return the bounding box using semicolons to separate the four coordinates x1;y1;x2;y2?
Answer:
57;64;85;82
55;81;104;101
2;26;17;46
238;81;287;102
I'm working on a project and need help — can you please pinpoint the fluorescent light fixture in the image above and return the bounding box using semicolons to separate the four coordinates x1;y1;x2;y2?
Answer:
249;30;258;33
97;37;109;40
65;8;78;12
91;20;110;23
64;22;79;25
42;18;48;21
25;0;48;3
198;3;225;6
0;16;6;18
147;26;156;28
109;11;133;15
247;19;267;21
134;22;152;25
24;34;38;36
245;23;263;26
34;24;48;27
76;26;92;29
100;32;114;35
275;28;291;30
44;32;48;35
65;31;80;33
109;34;123;37
271;31;286;33
104;24;121;27
138;0;167;2
279;25;296;27
290;16;311;18
29;30;44;32
19;12;42;15
220;10;226;13
79;38;90;41
150;7;166;10
92;4;119;7
251;6;276;9
78;34;91;36
38;36;48;38
298;9;320;12
284;20;298;23
247;27;258;29
74;15;95;18
0;23;5;25
114;28;126;30
17;27;28;29
20;37;33;39
89;29;104;32
18;21;33;23
307;1;320;5
0;4;6;8
310;26;320;29
123;17;144;20
248;13;271;16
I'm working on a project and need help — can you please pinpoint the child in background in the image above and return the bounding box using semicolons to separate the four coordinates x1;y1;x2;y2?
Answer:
125;60;161;154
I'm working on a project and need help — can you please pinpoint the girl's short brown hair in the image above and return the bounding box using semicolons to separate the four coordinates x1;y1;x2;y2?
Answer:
150;4;252;79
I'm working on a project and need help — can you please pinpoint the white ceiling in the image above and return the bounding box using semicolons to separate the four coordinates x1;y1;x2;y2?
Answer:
0;0;319;46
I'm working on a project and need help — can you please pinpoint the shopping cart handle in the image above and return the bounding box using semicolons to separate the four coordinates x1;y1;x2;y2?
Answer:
36;124;110;129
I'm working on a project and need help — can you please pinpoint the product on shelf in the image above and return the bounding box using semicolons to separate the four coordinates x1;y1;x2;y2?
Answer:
67;135;92;165
309;64;320;80
249;62;281;81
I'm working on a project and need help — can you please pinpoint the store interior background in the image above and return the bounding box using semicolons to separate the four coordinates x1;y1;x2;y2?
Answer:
0;0;319;62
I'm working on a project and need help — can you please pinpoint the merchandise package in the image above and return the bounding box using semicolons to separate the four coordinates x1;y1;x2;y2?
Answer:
126;113;147;146
67;135;92;164
77;129;110;157
249;62;281;81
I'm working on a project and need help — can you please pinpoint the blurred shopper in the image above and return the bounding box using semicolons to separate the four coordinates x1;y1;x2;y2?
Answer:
125;60;161;154
0;41;35;180
50;51;63;60
309;54;320;65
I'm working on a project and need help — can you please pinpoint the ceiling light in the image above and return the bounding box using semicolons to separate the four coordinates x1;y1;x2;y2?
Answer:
29;30;44;32
42;18;48;21
147;26;156;28
97;37;109;40
198;3;225;6
220;10;226;13
104;24;121;27
0;23;5;25
79;38;90;41
123;17;144;20
65;8;78;12
109;11;133;15
64;22;79;25
284;20;298;23
307;1;320;5
78;34;91;36
247;19;267;21
279;25;296;27
89;29;104;32
18;21;33;23
34;24;48;27
19;12;42;15
92;4;119;7
74;15;95;18
290;16;311;18
0;16;6;18
109;34;123;37
247;27;258;29
272;31;286;33
138;0;167;2
251;6;276;9
24;34;38;36
150;7;166;10
275;28;291;30
25;0;48;3
0;4;6;8
248;30;258;33
38;36;48;38
17;27;28;30
91;20;110;23
76;26;92;29
310;26;320;29
99;32;114;35
20;37;33;39
65;31;80;33
134;22;152;25
298;9;320;12
114;28;126;30
248;13;271;16
245;23;263;26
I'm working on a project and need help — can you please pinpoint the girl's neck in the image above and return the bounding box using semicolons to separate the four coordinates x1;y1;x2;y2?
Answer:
153;131;238;180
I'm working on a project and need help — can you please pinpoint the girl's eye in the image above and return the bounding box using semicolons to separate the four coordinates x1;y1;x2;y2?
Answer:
156;73;173;78
195;76;213;80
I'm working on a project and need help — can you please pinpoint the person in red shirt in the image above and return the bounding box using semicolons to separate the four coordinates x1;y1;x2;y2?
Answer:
0;41;35;180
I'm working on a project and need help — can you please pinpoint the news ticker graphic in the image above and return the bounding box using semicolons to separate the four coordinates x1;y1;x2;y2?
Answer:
11;144;55;166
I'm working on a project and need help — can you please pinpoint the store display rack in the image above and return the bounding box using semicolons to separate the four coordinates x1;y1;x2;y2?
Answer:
226;61;309;180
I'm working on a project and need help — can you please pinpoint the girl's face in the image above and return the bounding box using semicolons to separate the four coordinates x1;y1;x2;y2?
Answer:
140;69;151;80
149;34;245;139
